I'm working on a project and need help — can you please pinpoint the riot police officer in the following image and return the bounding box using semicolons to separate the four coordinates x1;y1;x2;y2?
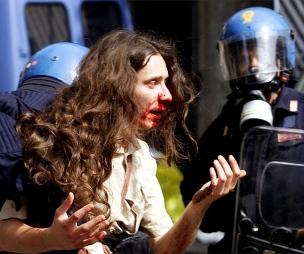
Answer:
180;6;304;253
0;41;89;224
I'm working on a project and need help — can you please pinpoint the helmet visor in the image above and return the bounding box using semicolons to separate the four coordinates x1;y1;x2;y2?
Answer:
219;32;293;84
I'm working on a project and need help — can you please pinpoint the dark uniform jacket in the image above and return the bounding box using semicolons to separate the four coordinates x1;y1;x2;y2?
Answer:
180;86;304;252
0;78;66;226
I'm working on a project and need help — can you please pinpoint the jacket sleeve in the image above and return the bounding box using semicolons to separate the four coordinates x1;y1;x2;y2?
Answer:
0;92;22;119
0;112;24;211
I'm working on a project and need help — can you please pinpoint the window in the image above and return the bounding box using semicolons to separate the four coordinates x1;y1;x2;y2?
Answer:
26;4;71;54
81;2;122;47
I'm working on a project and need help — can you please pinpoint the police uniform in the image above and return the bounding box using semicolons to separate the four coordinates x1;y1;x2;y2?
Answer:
180;86;304;253
0;78;63;213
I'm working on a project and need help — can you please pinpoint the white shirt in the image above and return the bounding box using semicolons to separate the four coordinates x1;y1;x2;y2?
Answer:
85;139;173;253
99;138;173;237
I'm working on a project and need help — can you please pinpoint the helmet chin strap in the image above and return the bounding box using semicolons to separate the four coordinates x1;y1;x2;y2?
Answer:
230;70;291;97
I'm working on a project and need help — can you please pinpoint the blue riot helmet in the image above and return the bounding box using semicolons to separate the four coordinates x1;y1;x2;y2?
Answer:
218;7;296;92
18;42;89;87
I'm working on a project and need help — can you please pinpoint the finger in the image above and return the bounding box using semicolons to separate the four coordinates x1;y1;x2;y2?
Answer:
66;203;94;226
70;229;107;249
213;159;227;194
228;155;240;188
55;192;74;217
76;215;109;236
85;227;104;238
228;155;246;187
230;155;246;178
228;155;241;175
82;229;107;244
80;232;107;247
218;155;233;192
209;167;218;191
88;227;108;240
228;155;246;177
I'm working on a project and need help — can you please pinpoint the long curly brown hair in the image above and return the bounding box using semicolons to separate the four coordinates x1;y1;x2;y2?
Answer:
16;30;195;220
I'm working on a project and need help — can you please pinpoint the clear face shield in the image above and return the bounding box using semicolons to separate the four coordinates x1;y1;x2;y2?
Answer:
219;30;292;87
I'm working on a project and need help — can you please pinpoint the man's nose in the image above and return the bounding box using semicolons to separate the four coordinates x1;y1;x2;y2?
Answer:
248;56;260;73
249;56;259;67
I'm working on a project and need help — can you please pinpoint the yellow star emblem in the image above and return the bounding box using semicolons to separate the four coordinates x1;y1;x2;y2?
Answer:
242;10;255;24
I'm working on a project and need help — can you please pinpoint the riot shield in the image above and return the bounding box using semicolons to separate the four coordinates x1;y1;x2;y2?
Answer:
233;126;304;254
